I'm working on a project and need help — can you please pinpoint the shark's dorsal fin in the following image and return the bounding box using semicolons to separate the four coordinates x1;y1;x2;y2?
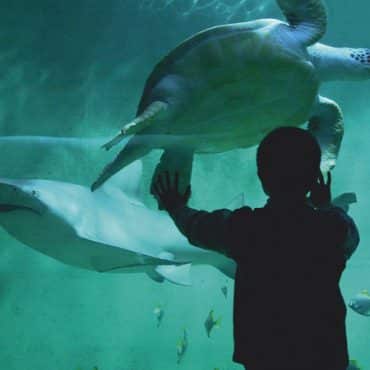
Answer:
103;160;143;199
155;263;192;286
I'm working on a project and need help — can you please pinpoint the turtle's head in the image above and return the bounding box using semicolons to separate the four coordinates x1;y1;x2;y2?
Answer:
309;44;370;81
347;48;370;79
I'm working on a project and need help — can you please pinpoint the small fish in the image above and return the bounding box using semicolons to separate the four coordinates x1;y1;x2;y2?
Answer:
348;290;370;316
221;285;228;299
153;304;164;327
348;359;362;370
176;329;188;364
204;309;222;338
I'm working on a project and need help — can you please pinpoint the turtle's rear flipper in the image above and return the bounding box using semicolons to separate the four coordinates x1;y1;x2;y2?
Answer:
151;149;194;209
308;95;344;172
277;0;327;46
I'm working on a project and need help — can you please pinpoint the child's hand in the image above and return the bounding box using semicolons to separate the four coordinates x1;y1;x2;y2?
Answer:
309;171;332;208
152;171;191;212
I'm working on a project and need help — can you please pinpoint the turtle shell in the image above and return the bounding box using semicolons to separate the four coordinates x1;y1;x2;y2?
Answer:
135;19;319;152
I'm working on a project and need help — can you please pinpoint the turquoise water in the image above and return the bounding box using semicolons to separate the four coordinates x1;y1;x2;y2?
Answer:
0;0;369;369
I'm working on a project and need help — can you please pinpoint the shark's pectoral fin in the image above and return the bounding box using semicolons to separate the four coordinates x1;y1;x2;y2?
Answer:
154;263;192;286
332;192;357;213
146;252;192;285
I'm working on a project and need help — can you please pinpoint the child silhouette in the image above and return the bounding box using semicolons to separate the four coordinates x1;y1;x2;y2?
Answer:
153;127;359;370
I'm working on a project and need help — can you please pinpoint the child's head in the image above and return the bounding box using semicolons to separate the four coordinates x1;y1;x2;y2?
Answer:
257;127;321;197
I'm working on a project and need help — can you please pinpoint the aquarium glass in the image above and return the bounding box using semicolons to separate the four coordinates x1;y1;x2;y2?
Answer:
0;0;369;369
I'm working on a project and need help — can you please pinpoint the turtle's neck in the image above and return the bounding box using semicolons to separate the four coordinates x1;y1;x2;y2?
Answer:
308;43;370;82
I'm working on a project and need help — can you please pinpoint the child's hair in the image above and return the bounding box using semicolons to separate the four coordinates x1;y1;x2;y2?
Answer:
257;127;321;196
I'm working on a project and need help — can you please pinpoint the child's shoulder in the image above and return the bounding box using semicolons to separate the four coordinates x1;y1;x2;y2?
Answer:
231;205;254;217
313;206;350;242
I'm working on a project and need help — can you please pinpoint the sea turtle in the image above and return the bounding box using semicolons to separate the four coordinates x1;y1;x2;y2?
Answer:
91;0;370;196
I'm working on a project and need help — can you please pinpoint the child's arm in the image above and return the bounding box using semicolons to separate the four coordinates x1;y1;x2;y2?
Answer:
152;172;252;255
170;206;233;253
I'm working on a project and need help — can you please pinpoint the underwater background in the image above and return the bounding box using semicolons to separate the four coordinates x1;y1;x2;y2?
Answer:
0;0;369;369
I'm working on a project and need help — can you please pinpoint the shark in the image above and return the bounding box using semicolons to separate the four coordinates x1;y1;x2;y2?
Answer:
0;136;356;286
0;135;111;182
0;142;236;285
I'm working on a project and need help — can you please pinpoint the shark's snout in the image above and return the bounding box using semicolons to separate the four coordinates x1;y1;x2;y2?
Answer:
0;180;46;215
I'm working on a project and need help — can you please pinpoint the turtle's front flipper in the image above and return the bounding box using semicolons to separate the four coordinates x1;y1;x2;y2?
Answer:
308;95;344;172
277;0;327;46
102;101;168;151
151;149;194;209
91;136;151;191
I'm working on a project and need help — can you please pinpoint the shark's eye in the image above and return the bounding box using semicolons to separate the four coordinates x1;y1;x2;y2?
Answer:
31;190;39;197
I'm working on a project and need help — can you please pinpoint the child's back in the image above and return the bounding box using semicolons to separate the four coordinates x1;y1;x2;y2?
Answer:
229;198;357;369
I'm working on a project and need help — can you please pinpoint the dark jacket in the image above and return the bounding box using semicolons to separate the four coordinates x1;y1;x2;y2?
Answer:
169;197;359;369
